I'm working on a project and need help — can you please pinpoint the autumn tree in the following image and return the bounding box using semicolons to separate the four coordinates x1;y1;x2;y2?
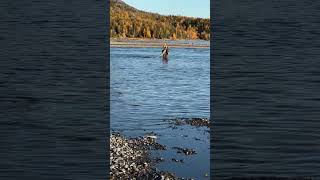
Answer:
110;0;210;40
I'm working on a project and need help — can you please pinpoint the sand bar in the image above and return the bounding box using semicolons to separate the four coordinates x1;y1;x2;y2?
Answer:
110;38;210;48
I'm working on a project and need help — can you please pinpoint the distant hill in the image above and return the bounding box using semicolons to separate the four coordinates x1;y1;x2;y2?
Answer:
110;0;210;40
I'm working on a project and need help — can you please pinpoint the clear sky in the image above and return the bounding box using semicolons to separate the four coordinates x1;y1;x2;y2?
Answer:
122;0;210;19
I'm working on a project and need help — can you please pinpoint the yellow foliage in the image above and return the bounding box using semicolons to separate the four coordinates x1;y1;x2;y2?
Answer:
110;0;210;40
172;33;177;40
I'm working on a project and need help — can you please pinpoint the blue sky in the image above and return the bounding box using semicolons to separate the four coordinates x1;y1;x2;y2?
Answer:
122;0;210;18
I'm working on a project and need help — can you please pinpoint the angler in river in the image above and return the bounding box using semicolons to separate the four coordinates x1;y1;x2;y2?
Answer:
160;43;169;59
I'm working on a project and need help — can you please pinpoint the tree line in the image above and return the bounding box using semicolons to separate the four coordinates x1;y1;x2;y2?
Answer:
110;0;210;40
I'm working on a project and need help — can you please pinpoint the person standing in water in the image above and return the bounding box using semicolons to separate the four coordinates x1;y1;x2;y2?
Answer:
161;43;169;59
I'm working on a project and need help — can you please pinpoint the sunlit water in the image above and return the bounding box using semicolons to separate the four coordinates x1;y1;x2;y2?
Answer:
111;45;210;179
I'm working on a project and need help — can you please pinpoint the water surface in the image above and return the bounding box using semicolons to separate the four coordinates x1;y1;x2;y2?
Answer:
111;45;210;179
0;0;107;179
212;0;320;178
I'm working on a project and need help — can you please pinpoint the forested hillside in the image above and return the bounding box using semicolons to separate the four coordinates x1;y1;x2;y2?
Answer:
110;0;210;40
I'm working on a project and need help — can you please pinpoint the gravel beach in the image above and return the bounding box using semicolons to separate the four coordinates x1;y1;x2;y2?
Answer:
110;118;211;180
110;133;180;180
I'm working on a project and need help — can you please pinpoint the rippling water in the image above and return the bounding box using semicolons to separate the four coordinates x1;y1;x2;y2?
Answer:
213;0;320;178
0;0;107;179
111;46;210;179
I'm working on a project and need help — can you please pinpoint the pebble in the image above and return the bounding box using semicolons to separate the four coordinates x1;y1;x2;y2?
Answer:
171;158;184;163
172;147;197;155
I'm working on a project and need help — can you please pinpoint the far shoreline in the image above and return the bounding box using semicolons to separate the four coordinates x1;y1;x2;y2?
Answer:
110;38;210;48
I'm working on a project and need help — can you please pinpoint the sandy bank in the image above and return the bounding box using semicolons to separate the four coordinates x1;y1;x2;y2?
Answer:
110;38;210;48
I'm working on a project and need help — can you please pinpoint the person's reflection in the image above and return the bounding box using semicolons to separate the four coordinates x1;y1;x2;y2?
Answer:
162;56;168;64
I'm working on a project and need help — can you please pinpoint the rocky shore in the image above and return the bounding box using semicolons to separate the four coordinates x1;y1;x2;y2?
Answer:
110;133;180;180
110;117;210;179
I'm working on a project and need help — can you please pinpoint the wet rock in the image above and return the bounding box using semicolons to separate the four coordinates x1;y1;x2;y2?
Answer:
171;118;210;128
172;147;197;155
154;157;165;163
145;135;157;143
171;158;184;163
171;158;179;162
142;136;167;150
153;142;167;150
110;133;177;179
174;119;186;126
145;131;158;136
155;171;181;180
185;118;210;127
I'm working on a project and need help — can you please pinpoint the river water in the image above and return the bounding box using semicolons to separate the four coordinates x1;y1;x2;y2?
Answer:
212;0;320;178
111;45;210;179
